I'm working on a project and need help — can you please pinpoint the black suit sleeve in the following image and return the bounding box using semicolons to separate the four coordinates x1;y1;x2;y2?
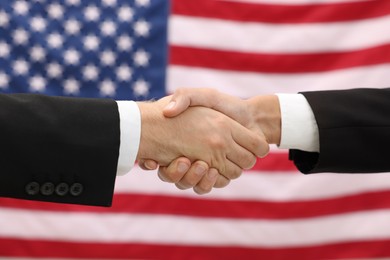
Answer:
289;88;390;174
0;94;121;206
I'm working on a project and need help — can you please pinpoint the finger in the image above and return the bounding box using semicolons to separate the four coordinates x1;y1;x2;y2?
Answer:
193;168;219;195
219;159;243;181
214;174;230;188
226;143;257;170
230;121;270;158
138;159;159;170
163;88;218;118
175;160;209;190
163;89;191;117
157;157;191;183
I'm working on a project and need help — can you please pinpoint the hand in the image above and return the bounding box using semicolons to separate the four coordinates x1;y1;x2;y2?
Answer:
140;89;279;194
136;96;268;183
139;157;226;194
163;88;281;144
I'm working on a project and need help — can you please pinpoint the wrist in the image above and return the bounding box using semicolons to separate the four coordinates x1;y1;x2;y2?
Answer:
136;99;184;165
246;95;281;145
136;102;163;161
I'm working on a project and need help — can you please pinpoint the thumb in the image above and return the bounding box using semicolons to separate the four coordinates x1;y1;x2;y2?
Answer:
138;159;159;170
163;93;191;118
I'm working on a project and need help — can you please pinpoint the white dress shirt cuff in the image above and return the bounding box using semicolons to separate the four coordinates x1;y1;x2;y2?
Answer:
116;101;141;176
276;93;320;152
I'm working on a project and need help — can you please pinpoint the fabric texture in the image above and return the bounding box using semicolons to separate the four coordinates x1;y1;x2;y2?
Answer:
0;94;120;206
290;88;390;173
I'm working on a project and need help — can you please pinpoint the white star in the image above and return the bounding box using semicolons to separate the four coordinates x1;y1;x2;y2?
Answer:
0;42;10;58
13;1;29;15
83;35;100;51
47;3;64;19
133;79;150;97
0;10;10;27
30;46;46;62
29;75;46;92
100;50;116;66
84;5;100;22
31;16;46;32
133;49;150;67
13;29;29;45
100;79;116;97
13;59;29;75
101;20;116;36
134;20;150;37
102;0;117;7
0;72;9;89
64;78;80;95
117;35;133;51
47;33;63;48
47;62;63;78
116;65;132;81
118;6;134;22
66;0;80;6
64;49;80;65
136;0;150;7
82;64;99;81
64;19;81;35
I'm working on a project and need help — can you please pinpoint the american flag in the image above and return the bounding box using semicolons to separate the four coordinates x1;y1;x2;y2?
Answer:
1;0;390;259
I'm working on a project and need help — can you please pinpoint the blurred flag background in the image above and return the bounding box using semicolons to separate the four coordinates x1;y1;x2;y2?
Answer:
1;0;390;259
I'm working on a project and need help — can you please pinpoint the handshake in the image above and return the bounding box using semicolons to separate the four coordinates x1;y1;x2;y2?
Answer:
135;88;282;195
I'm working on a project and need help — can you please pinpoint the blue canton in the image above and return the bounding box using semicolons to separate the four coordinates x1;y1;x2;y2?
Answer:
0;0;168;100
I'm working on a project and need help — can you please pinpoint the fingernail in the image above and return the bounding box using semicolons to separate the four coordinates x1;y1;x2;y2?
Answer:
177;162;189;174
165;101;176;110
195;165;206;175
144;161;155;170
207;170;218;180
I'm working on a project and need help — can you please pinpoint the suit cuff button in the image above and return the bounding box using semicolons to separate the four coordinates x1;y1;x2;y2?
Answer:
40;182;55;196
55;183;69;196
25;182;40;195
70;183;83;196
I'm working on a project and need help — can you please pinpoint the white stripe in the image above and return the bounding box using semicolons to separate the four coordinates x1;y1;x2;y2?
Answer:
169;15;390;53
115;165;390;201
167;64;390;98
2;207;390;247
223;0;368;4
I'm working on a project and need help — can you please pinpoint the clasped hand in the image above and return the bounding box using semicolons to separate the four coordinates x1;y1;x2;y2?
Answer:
136;89;278;194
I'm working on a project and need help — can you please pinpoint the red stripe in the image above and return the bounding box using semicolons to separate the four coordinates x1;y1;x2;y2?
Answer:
172;0;390;23
2;190;390;219
252;152;295;172
1;238;390;259
170;44;390;73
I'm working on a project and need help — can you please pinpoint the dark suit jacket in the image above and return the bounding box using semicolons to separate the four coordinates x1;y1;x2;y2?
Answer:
0;94;120;206
289;88;390;174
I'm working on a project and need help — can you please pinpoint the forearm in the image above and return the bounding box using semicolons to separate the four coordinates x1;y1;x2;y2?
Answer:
246;95;281;145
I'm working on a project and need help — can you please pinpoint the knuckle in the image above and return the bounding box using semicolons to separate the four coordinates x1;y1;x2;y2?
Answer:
157;170;170;183
184;178;198;188
243;154;257;169
209;135;227;150
194;185;211;195
225;167;242;180
158;169;181;183
258;142;270;158
175;183;188;190
214;176;230;188
198;180;213;193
